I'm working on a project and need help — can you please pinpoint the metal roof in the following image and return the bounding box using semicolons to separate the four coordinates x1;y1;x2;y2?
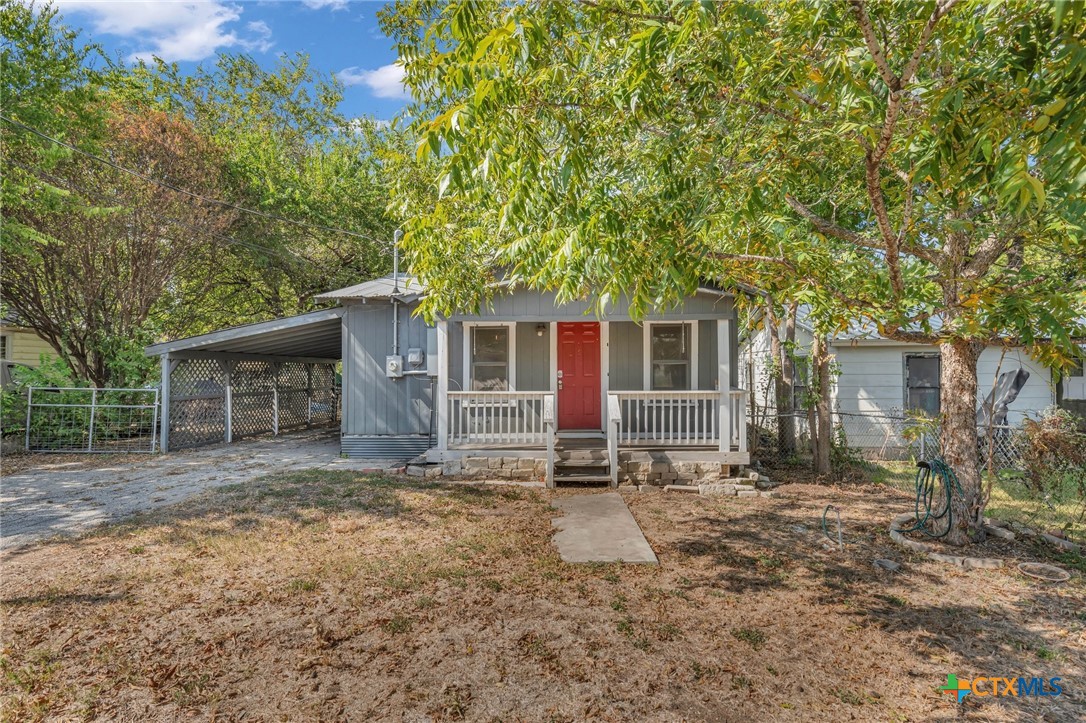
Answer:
314;274;424;301
315;273;734;303
144;308;343;359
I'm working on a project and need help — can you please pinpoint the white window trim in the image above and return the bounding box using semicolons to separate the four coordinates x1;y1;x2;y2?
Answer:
904;352;941;414
643;321;698;391
0;334;9;361
462;322;517;391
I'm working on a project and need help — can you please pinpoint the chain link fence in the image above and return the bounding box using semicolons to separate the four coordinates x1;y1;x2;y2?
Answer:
25;387;159;453
748;403;1025;472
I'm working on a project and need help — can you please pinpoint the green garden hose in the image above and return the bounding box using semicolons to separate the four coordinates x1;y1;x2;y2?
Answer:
904;458;963;539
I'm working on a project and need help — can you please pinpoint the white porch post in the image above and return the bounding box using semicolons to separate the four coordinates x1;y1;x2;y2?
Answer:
436;319;449;450
718;319;731;452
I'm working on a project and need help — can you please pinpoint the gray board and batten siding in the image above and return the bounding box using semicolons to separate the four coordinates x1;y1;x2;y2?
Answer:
340;286;738;457
340;300;434;457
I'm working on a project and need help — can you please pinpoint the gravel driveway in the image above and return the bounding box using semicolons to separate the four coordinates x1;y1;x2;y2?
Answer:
0;429;405;552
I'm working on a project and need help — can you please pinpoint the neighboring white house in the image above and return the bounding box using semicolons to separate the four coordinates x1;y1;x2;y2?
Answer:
739;309;1080;456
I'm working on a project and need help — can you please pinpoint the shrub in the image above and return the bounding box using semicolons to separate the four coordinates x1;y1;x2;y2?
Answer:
0;357;82;438
1017;407;1086;502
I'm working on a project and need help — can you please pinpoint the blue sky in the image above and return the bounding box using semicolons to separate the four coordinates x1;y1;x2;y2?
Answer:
51;0;410;121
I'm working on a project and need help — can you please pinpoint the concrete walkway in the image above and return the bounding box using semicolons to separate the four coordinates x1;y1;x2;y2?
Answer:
550;493;658;564
0;429;406;553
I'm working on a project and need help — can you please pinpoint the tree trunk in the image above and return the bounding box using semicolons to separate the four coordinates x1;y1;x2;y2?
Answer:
813;335;832;475
940;339;985;545
804;335;833;475
767;302;797;456
781;305;797;454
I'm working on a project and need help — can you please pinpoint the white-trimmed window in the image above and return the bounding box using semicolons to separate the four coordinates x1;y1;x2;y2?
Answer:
905;353;940;416
646;323;697;390
466;324;515;391
0;335;8;360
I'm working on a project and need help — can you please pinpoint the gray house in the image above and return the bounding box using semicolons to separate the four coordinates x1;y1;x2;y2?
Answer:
146;275;750;486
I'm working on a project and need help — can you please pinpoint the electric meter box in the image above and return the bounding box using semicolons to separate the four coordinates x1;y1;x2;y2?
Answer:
385;355;404;378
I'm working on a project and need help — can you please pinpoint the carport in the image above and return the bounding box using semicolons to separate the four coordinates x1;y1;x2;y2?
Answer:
145;309;343;451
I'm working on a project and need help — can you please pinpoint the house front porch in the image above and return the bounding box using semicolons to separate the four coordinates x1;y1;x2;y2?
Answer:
424;314;750;487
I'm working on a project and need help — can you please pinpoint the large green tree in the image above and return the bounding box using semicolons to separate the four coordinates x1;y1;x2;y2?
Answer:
128;55;398;331
387;0;1086;545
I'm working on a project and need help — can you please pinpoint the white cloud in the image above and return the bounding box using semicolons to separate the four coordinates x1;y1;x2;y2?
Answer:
241;20;274;53
52;1;274;62
338;63;408;99
301;0;349;10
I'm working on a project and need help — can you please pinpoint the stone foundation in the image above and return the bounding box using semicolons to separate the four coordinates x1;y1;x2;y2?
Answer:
409;451;751;486
616;457;734;485
419;456;549;481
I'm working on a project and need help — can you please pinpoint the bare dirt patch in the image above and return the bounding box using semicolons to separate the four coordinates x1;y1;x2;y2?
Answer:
2;473;1083;721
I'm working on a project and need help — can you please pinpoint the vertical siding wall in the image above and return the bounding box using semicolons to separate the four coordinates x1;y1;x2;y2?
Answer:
449;288;732;321
609;322;643;390
444;318;733;393
516;322;549;390
342;302;433;436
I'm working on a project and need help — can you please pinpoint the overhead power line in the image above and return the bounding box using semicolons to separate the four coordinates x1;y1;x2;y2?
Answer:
0;113;389;248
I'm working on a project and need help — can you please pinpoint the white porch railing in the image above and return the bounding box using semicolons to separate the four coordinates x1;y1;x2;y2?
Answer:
447;391;554;447
607;389;748;451
610;391;721;446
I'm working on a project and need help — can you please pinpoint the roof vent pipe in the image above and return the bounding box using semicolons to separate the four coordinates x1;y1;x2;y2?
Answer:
392;228;403;358
392;228;402;293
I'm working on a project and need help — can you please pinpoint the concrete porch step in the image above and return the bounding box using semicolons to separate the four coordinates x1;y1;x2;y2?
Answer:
556;450;607;461
555;458;609;468
553;474;612;485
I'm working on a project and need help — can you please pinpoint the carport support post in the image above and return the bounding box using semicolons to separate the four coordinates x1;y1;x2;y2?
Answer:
222;360;233;444
159;354;170;453
272;362;280;436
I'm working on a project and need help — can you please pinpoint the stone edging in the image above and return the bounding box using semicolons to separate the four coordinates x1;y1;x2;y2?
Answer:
984;517;1082;554
888;513;1004;570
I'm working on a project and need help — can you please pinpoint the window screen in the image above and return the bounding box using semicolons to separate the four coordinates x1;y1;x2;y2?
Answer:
650;324;691;390
471;326;509;391
905;355;940;416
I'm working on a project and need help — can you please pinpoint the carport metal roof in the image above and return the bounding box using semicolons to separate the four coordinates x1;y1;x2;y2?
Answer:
144;308;343;362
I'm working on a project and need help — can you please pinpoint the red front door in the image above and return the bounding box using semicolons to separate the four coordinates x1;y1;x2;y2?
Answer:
557;322;602;430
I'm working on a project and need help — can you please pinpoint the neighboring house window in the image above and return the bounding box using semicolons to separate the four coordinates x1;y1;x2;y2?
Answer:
0;335;8;360
650;323;692;390
1070;359;1084;378
470;326;511;391
905;354;941;416
792;355;808;409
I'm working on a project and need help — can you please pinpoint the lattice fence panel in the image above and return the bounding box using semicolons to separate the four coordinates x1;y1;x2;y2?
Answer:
277;363;310;431
309;363;339;426
169;359;226;449
231;360;275;438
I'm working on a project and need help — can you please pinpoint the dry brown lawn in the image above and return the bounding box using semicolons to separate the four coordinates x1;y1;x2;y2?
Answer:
2;471;1083;722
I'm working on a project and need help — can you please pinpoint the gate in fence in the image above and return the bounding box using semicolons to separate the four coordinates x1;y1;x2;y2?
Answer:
25;387;160;453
